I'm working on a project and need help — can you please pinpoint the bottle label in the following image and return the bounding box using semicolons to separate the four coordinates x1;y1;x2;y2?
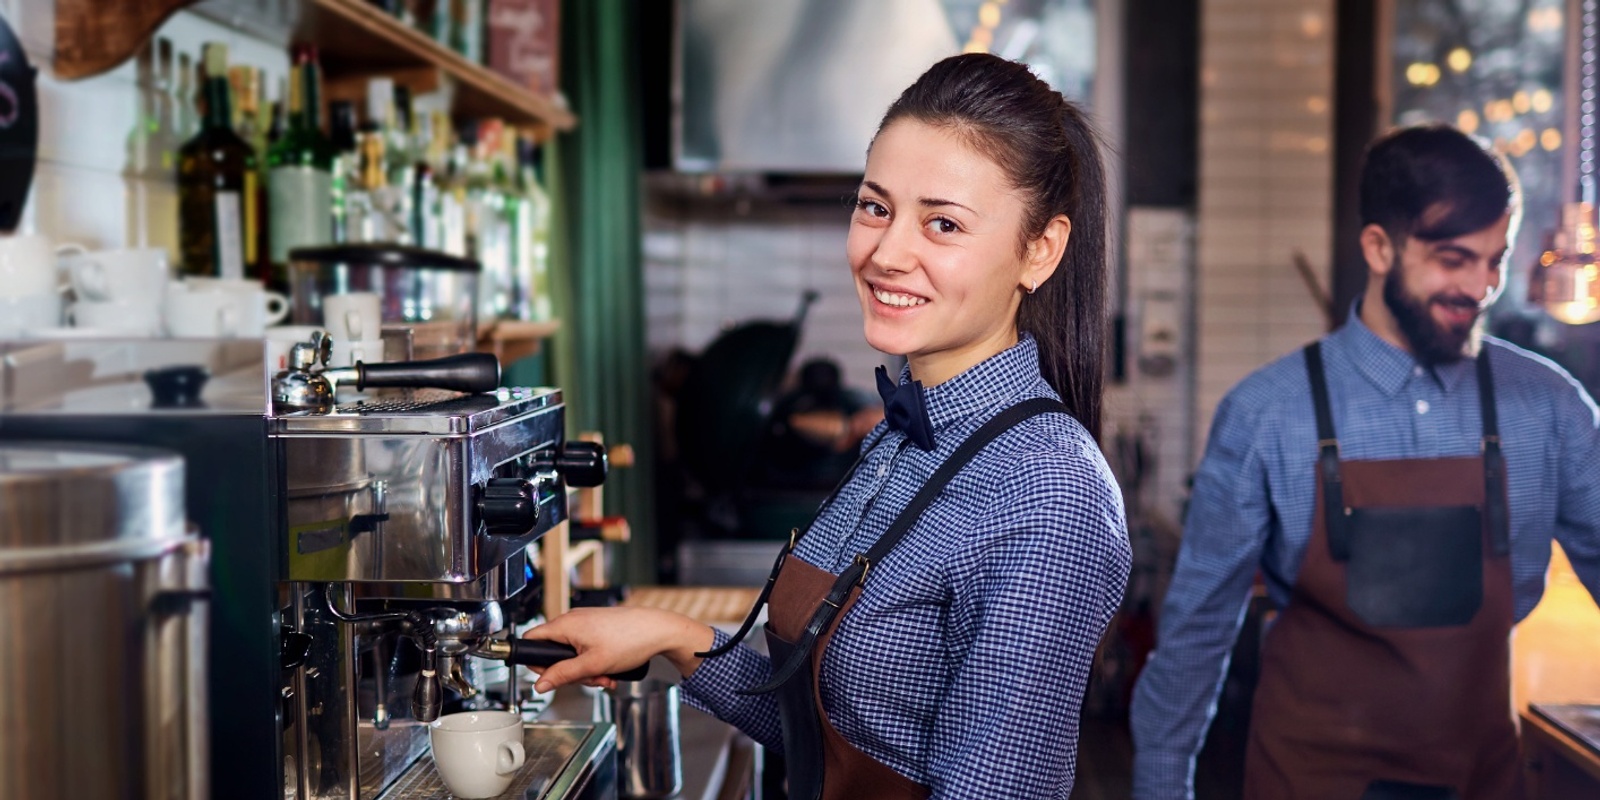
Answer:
214;190;245;280
269;165;334;263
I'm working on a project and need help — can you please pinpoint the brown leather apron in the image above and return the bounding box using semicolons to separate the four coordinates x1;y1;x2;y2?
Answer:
699;398;1066;800
1242;343;1520;800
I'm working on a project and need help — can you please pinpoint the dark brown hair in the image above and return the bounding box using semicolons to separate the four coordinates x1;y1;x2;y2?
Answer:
875;53;1109;441
1360;124;1522;245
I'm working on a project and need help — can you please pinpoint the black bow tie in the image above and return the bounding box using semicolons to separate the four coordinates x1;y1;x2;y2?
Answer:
876;366;935;451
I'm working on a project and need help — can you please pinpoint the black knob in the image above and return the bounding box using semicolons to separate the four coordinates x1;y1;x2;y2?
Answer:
477;478;538;536
143;365;209;408
555;441;608;488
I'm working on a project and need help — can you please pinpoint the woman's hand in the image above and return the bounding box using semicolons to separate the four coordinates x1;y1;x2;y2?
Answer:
521;607;716;693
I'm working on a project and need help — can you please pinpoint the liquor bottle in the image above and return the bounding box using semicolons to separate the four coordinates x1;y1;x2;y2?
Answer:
230;66;268;274
328;100;359;244
516;138;552;321
363;78;413;243
177;43;256;279
267;44;337;292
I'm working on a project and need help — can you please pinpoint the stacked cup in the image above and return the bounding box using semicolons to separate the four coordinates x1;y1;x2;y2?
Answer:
0;235;74;337
166;278;289;338
321;292;385;367
59;247;170;336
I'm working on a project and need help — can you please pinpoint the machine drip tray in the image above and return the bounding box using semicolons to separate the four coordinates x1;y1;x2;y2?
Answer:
1531;703;1600;757
377;722;615;800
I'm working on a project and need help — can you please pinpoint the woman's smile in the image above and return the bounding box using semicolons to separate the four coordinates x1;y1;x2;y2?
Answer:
868;282;930;309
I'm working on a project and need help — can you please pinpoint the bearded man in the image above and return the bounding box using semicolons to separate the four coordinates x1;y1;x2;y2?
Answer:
1130;124;1600;800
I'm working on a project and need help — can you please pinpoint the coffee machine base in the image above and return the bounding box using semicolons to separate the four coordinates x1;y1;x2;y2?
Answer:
374;723;616;800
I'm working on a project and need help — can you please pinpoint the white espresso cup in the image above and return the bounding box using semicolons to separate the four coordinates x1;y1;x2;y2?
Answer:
428;710;526;799
172;278;289;336
63;247;170;305
322;292;383;343
0;293;63;336
0;234;73;299
165;283;243;337
328;338;385;369
66;298;161;336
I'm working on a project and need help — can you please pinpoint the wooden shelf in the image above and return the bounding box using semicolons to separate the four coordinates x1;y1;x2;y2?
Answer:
477;318;560;364
53;0;577;135
296;0;575;133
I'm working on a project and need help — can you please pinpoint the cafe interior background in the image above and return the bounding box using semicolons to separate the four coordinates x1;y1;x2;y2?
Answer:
3;0;1600;798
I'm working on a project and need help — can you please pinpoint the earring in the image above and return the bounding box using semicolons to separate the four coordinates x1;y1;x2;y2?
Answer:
1027;280;1038;295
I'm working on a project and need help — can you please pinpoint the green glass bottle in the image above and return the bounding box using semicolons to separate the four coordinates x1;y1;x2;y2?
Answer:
266;44;337;293
178;43;256;279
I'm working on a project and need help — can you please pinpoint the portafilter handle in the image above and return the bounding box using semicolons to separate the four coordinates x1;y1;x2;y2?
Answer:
344;352;502;393
471;638;650;682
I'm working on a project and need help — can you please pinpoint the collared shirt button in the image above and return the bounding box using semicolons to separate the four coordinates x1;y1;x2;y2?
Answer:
1416;399;1430;415
1413;366;1425;377
877;463;888;477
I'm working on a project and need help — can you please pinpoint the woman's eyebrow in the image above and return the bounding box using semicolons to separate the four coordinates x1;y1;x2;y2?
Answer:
861;180;975;214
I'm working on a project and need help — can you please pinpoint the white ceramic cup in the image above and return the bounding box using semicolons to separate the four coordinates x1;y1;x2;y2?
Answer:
170;279;289;336
328;338;385;369
322;292;382;343
0;292;63;336
165;283;243;337
66;299;161;335
0;235;75;299
265;325;324;373
428;711;526;799
63;247;170;305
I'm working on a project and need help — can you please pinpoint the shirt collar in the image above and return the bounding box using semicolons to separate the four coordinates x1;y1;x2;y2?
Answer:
894;335;1044;435
1333;302;1474;396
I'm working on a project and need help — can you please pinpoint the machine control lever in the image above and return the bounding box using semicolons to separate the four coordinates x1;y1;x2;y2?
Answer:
477;478;539;536
533;441;608;488
471;638;649;682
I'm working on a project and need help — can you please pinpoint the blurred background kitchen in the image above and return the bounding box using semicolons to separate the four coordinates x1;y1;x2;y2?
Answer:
1;0;1599;798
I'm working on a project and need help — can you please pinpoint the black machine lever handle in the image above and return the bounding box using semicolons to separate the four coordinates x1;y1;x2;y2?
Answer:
475;638;649;682
354;353;501;393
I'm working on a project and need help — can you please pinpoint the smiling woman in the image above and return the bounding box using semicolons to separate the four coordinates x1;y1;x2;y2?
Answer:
523;53;1131;800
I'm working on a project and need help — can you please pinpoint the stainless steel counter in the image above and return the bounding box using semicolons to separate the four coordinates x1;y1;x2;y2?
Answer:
374;723;615;800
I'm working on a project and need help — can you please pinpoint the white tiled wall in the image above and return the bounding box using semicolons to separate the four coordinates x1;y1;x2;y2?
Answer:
5;0;288;252
642;195;887;394
1193;0;1335;454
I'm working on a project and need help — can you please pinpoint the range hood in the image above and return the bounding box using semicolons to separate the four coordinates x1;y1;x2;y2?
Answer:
675;0;1098;174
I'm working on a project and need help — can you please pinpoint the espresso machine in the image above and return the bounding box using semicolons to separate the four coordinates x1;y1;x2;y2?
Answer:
272;335;639;798
0;335;635;799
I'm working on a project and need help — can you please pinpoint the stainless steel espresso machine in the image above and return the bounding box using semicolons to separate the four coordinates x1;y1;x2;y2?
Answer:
0;335;635;799
273;336;638;798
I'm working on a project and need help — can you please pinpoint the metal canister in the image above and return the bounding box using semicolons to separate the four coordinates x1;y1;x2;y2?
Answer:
0;443;209;800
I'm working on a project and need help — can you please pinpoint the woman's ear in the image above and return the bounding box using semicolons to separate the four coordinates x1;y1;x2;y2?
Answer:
1360;224;1397;279
1023;214;1072;292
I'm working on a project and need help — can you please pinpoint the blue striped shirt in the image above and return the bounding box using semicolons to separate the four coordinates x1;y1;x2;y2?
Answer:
1129;310;1600;800
680;336;1131;798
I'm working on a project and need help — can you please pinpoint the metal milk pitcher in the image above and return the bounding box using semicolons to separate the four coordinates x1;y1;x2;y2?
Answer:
597;679;683;799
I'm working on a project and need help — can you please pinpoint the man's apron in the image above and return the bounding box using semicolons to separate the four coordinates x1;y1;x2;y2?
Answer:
1242;342;1520;800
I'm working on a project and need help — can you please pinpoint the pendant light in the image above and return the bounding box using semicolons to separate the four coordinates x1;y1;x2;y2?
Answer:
1530;0;1600;325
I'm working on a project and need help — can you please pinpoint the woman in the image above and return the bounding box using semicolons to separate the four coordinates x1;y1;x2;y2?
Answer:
526;53;1131;798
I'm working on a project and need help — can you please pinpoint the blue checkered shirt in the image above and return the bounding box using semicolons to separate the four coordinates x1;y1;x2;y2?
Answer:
679;336;1131;798
1129;310;1600;800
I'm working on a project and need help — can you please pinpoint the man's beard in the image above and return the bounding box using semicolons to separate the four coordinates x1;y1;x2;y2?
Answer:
1382;258;1483;365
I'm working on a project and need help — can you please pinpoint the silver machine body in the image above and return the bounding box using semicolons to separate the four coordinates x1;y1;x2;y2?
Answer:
0;443;209;800
277;387;578;799
0;339;615;800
